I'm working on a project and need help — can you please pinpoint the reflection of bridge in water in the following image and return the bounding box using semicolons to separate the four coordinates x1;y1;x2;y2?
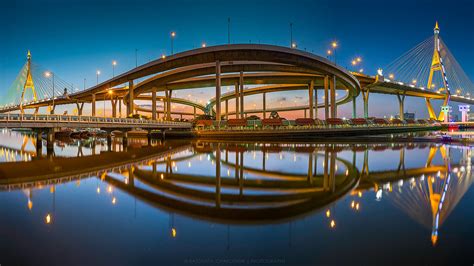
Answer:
0;141;472;244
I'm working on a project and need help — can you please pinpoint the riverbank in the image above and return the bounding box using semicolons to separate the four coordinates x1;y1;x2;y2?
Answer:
194;125;441;140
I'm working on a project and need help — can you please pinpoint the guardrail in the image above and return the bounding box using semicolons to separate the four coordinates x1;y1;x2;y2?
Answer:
195;121;440;131
0;114;191;127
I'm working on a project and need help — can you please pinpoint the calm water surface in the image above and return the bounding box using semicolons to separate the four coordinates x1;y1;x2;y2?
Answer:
0;130;473;265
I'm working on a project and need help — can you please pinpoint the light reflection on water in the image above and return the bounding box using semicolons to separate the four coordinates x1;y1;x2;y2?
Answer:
0;130;473;265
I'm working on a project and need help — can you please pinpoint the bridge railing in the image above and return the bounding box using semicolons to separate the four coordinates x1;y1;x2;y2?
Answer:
0;114;191;126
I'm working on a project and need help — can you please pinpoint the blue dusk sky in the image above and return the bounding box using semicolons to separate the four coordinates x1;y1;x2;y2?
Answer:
1;0;473;118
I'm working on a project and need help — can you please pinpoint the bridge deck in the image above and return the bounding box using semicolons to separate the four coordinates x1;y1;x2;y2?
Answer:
0;114;191;129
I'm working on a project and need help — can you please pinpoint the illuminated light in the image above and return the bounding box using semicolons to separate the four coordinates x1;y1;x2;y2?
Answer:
389;74;394;79
376;189;382;200
108;186;113;193
172;161;176;167
327;50;332;55
412;79;417;84
355;203;360;210
291;42;297;48
45;214;52;224
351;60;356;66
50;186;55;193
97;70;101;75
330;220;336;228
112;60;117;66
351;200;355;208
161;54;166;59
331;41;338;48
160;173;164;179
326;209;331;217
187;162;192;168
359;69;364;73
28;200;33;210
171;227;177;237
108;89;113;95
356;57;362;62
201;43;206;48
97;187;101;194
345;169;349;176
112;197;116;204
44;71;51;78
358;191;362;198
171;31;176;37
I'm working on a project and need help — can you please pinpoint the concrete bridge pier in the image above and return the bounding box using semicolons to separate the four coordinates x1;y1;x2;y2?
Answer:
239;71;245;118
309;80;314;119
46;128;55;156
324;76;329;119
105;131;113;152
128;80;134;116
397;93;406;120
330;76;337;118
234;82;240;119
352;96;357;119
76;102;84;116
215;60;222;122
361;89;370;119
122;130;129;150
34;129;43;158
49;104;56;115
151;88;157;120
262;93;267;119
92;93;96;116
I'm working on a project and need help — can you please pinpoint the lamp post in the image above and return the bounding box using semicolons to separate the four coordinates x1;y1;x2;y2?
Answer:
112;61;117;78
96;70;101;85
331;41;338;65
171;31;176;55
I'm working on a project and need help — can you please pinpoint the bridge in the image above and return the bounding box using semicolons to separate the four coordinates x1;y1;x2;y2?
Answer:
1;22;473;132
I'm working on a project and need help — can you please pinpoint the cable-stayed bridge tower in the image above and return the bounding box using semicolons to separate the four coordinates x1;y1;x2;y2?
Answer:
426;22;451;121
20;51;38;114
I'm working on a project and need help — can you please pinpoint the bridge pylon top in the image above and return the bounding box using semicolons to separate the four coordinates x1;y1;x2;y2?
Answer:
434;21;439;34
27;50;31;60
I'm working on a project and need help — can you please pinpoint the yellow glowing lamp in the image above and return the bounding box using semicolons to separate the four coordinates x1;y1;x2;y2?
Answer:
28;200;33;210
45;214;52;224
326;209;331;217
330;220;336;228
171;228;177;238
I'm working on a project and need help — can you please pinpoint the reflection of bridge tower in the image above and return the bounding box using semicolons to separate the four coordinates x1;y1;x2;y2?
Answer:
20;51;38;114
426;22;451;121
385;147;473;246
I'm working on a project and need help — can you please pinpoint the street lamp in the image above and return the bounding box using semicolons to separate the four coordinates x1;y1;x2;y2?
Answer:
331;41;338;64
291;42;297;49
112;61;117;77
96;70;101;85
171;31;176;55
201;43;206;48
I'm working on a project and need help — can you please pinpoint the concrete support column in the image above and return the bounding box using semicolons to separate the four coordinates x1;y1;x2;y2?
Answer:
352;96;357;118
193;106;196;118
35;130;43;157
76;102;84;116
46;128;55;154
239;71;244;117
92;93;96;116
118;98;122;118
263;92;266;119
235;82;240;119
225;99;228;120
152;88;157;120
111;98;117;118
309;80;314;119
215;60;222;122
329;75;336;118
324;76;329;120
314;86;318;119
362;89;370;119
397;93;406;120
128;80;134;116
